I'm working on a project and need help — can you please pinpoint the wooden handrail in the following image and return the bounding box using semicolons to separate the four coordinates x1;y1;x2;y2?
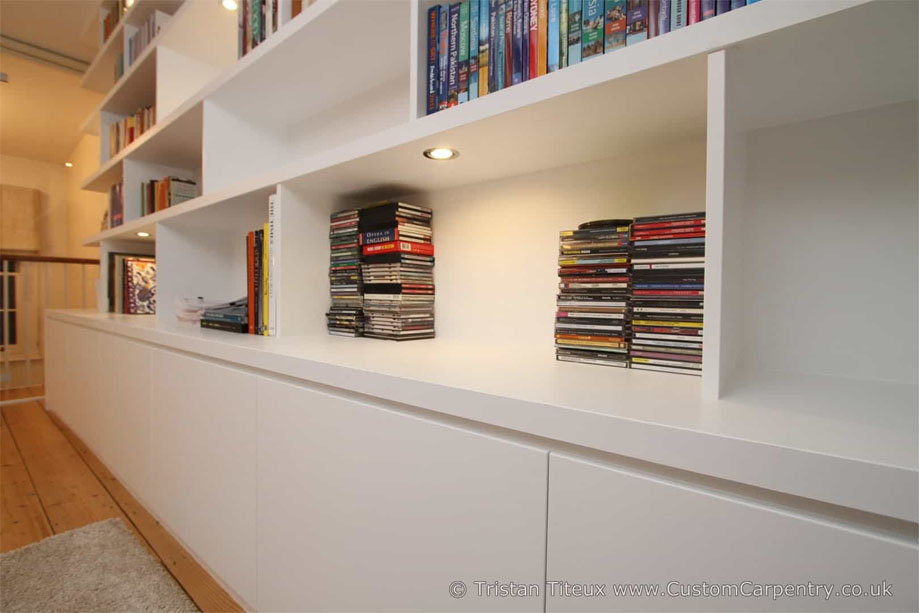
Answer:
0;253;99;265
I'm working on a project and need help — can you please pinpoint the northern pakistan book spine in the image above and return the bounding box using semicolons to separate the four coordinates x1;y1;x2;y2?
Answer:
547;0;559;71
567;0;581;64
426;5;439;114
687;0;700;23
521;0;529;78
582;0;603;59
700;0;714;19
504;2;513;86
489;0;499;92
458;0;470;103
528;0;538;77
479;0;489;96
512;0;523;84
626;0;648;45
670;0;686;29
448;4;460;106
469;0;479;99
537;0;548;74
604;0;625;52
247;231;255;335
267;194;277;337
495;1;505;90
559;0;567;67
438;7;449;109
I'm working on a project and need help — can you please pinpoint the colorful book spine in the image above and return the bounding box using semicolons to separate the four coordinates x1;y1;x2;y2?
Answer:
528;0;539;78
247;231;255;335
626;0;648;45
504;3;513;86
604;0;625;52
647;0;659;37
362;241;435;257
262;221;269;335
537;0;548;74
582;0;603;58
469;0;479;99
267;195;276;336
513;0;524;83
700;0;714;19
658;0;670;32
496;1;506;90
489;0;498;92
426;6;439;114
458;0;470;103
479;0;490;96
730;0;745;8
715;0;729;13
438;7;449;109
670;0;686;29
559;0;568;68
448;3;460;106
547;0;559;71
521;0;530;78
567;0;581;64
687;0;700;23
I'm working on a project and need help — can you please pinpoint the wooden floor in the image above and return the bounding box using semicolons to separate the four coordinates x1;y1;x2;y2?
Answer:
0;387;243;612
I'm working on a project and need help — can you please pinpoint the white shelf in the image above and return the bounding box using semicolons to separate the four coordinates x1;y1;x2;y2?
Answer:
45;308;919;523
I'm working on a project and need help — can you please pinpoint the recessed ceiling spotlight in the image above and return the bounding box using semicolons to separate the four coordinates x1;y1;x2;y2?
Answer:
222;0;238;10
423;147;459;161
136;231;151;237
64;162;73;167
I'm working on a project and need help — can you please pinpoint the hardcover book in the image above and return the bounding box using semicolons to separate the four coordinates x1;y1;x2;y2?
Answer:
469;0;479;99
124;258;156;314
625;0;648;45
567;0;582;64
504;2;513;86
496;1;506;90
448;3;460;106
670;0;686;28
521;0;530;78
458;0;470;103
438;7;449;109
547;0;559;71
426;5;439;114
513;0;524;83
731;0;744;8
700;0;714;19
604;0;626;52
479;0;490;96
582;0;603;59
489;0;499;92
559;0;568;67
687;0;699;23
716;0;730;13
537;0;548;74
658;0;670;32
528;0;539;77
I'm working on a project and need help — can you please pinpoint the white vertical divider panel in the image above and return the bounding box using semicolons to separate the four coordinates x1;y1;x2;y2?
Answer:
275;184;331;336
97;238;156;313
702;50;744;401
99;110;118;163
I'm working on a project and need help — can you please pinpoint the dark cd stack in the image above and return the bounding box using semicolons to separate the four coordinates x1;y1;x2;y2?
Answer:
555;219;633;367
359;201;436;341
326;208;364;336
629;212;706;376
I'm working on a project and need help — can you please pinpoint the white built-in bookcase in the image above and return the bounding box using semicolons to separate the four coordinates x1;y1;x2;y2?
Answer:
79;0;917;441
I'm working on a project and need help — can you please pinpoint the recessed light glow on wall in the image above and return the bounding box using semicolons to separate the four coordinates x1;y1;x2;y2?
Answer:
64;162;73;168
136;231;151;237
125;0;134;7
423;147;459;161
222;0;238;10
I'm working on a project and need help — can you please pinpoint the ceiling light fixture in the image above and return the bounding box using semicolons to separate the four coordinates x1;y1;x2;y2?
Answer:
64;162;73;167
136;231;151;238
423;147;459;161
222;0;238;10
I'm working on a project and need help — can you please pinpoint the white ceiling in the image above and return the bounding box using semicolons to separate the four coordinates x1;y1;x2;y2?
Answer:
0;0;100;63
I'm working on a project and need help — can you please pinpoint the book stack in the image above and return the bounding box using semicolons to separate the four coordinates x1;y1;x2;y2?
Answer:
140;176;197;216
125;10;171;68
238;0;313;58
359;202;435;341
245;201;275;336
201;299;248;333
555;219;632;367
326;208;364;337
107;252;155;314
629;211;705;376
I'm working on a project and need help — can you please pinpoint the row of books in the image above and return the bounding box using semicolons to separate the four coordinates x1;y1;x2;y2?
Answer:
115;9;172;81
200;299;249;333
426;0;759;114
554;211;705;375
238;0;311;58
108;252;156;314
241;196;276;335
109;105;155;157
101;0;127;45
327;201;436;341
140;176;197;216
109;182;124;228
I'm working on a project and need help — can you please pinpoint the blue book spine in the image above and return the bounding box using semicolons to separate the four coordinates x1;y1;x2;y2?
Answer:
438;8;449;109
567;0;581;64
512;0;524;84
521;0;530;78
496;1;506;90
488;0;498;92
658;0;670;32
730;0;744;8
746;0;760;3
448;3;460;106
700;0;714;19
626;0;648;45
715;0;729;13
426;6;439;115
469;0;479;100
670;0;686;29
479;0;489;95
547;0;559;72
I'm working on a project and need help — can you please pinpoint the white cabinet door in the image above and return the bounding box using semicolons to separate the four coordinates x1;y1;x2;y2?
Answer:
43;318;71;422
546;453;918;612
150;348;257;608
256;377;548;612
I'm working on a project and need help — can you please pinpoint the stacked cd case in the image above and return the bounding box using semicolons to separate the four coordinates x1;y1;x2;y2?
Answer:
359;202;436;341
629;212;705;376
326;208;364;336
555;219;632;367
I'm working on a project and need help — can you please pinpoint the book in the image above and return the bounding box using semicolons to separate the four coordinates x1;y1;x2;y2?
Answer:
547;0;560;71
537;0;548;74
529;0;539;78
559;0;568;68
658;0;670;32
513;0;524;84
604;0;626;52
123;258;156;314
700;0;714;18
448;4;460;106
479;0;490;96
496;1;506;90
247;231;256;334
567;0;582;64
521;0;530;78
504;1;513;86
626;0;648;45
438;6;450;109
426;6;439;114
716;0;730;14
489;0;499;92
582;0;603;59
267;195;277;336
469;0;479;99
458;0;470;103
362;241;435;257
670;0;686;28
109;182;123;228
201;319;248;333
687;0;699;23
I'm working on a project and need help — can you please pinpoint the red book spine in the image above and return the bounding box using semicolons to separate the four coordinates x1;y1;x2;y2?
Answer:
633;218;706;230
362;241;435;256
504;6;513;86
528;0;538;79
632;232;707;241
631;224;706;236
688;0;701;23
247;231;255;334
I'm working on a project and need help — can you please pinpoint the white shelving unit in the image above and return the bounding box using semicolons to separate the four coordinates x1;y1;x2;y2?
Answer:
52;0;919;607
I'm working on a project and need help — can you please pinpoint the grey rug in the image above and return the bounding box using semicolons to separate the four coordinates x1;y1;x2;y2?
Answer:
1;518;198;612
